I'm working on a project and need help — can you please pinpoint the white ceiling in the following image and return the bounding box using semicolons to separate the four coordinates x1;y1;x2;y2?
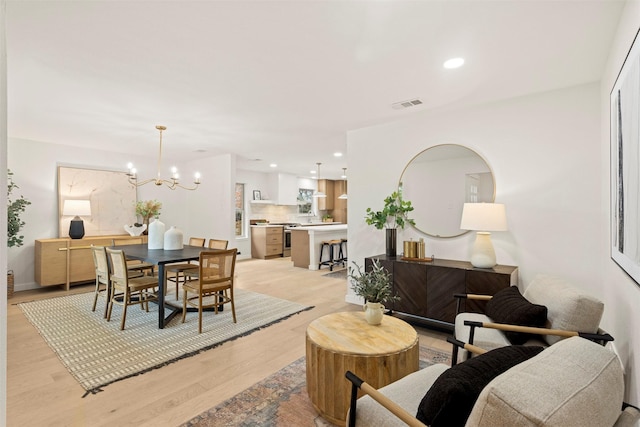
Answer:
6;0;624;180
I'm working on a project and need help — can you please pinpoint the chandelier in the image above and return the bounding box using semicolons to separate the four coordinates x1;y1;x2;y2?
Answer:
127;125;201;191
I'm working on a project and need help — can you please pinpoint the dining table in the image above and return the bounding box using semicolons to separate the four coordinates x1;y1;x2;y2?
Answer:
111;244;205;328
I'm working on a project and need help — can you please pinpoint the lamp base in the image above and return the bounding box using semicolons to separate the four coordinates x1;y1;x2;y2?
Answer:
470;232;496;268
69;217;85;239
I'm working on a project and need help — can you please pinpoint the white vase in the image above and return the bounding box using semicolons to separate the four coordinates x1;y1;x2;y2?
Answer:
148;218;165;249
164;226;184;250
124;224;147;236
363;302;385;325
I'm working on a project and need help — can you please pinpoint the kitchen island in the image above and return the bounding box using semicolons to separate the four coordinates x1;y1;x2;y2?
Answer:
290;224;347;270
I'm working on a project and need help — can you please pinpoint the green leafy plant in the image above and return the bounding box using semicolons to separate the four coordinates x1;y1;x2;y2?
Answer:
135;199;162;224
7;170;31;248
365;191;415;230
348;259;399;304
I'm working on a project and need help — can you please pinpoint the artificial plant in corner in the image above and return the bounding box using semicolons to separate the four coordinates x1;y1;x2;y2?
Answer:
365;191;415;256
7;169;31;248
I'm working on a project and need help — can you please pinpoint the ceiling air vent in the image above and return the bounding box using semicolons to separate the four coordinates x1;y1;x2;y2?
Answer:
391;98;424;110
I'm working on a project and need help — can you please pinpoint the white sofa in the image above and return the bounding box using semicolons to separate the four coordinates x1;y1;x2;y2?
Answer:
351;336;640;426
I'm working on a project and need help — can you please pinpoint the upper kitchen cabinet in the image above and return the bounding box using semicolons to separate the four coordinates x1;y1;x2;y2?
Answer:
317;179;335;210
268;173;298;205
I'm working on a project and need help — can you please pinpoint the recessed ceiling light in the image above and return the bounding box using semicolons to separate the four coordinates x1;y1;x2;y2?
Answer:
311;170;316;174
334;152;343;157
443;57;465;69
269;163;277;168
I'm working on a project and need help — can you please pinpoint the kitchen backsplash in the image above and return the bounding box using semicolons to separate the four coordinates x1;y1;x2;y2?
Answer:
250;204;320;223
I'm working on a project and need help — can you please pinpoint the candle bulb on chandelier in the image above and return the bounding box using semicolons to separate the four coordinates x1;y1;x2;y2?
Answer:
194;172;201;184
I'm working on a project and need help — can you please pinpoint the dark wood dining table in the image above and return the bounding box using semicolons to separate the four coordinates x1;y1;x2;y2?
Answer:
111;244;205;328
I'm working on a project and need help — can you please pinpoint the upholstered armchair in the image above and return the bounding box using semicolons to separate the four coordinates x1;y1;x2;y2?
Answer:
453;274;613;362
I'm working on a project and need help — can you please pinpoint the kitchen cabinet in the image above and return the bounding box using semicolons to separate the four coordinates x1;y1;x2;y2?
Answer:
317;179;334;210
365;255;518;330
35;235;148;290
251;225;284;259
331;180;347;224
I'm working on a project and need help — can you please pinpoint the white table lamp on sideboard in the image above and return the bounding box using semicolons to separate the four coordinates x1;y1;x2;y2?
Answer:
460;203;508;268
62;199;92;239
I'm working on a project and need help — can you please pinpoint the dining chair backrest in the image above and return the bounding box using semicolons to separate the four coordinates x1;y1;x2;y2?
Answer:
105;248;129;284
113;237;144;246
208;239;229;250
91;245;109;284
200;249;237;285
189;237;206;247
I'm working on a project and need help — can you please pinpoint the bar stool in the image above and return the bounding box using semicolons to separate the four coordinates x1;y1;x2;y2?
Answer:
319;240;342;271
338;238;347;266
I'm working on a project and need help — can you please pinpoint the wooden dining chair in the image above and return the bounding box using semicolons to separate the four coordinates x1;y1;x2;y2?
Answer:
208;239;229;249
166;237;206;300
106;248;159;330
182;249;237;333
183;239;230;281
90;245;111;318
112;237;155;276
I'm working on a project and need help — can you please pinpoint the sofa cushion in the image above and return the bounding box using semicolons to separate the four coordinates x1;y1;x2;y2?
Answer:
485;286;548;344
467;337;624;427
416;345;544;426
523;275;604;345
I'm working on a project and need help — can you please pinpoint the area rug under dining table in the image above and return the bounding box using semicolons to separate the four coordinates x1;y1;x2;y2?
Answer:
18;288;312;395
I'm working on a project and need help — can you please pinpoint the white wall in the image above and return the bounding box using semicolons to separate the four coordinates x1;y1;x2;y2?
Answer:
600;0;640;405
349;82;601;289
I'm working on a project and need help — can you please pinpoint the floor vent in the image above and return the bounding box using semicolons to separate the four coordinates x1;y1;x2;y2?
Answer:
392;98;424;110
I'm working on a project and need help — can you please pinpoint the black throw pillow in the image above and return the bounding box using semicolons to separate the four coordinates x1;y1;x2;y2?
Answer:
416;345;544;426
485;286;548;344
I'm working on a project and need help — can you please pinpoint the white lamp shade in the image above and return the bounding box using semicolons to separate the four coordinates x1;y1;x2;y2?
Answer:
460;203;507;231
62;199;92;217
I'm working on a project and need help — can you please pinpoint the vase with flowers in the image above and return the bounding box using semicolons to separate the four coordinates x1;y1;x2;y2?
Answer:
365;191;415;256
135;200;162;234
349;259;399;325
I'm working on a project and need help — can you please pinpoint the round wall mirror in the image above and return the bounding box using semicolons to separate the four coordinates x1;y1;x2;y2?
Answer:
399;144;495;238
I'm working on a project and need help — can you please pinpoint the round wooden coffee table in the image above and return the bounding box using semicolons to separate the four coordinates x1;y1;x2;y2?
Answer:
305;311;419;425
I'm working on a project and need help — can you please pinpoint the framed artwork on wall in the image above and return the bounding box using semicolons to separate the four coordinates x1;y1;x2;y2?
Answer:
611;28;640;286
58;166;137;237
253;190;261;200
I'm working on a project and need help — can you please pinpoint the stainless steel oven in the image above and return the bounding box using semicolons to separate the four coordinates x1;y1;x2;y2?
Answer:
283;228;292;257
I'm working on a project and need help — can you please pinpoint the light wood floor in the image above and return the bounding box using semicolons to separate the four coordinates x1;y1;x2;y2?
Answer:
7;257;451;427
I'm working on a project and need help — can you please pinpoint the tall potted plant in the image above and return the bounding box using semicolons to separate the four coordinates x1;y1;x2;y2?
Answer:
365;191;415;256
7;170;31;297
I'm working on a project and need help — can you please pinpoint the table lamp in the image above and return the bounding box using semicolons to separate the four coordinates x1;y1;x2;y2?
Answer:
460;203;507;268
63;199;92;239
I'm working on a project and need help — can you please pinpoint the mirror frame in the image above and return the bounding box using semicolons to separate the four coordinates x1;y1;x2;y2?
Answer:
398;144;496;238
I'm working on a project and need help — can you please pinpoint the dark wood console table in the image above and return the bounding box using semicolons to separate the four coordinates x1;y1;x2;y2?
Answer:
365;255;518;331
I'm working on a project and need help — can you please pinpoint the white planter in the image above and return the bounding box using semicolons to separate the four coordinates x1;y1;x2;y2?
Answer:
164;226;184;250
363;302;385;325
148;218;165;249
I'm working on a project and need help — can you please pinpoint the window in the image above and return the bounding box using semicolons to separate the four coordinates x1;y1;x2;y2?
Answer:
235;183;245;237
298;188;313;214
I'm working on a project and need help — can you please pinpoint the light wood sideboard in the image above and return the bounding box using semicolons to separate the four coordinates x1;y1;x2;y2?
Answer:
35;235;147;290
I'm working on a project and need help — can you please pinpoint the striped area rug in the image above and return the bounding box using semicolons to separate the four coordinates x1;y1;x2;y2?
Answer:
18;289;312;394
